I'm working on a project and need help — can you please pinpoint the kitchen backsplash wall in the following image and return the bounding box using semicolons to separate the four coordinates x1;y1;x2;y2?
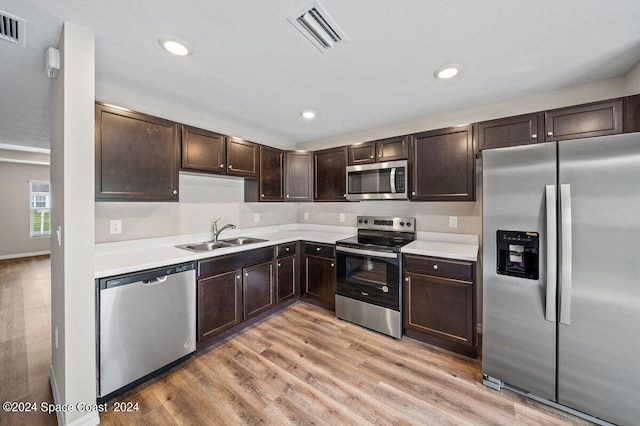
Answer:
95;173;296;243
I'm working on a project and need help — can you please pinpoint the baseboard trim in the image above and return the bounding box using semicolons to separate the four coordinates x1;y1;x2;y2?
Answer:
49;365;100;426
0;250;50;260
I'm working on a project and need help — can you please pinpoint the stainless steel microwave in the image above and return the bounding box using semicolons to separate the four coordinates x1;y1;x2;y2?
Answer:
346;160;408;201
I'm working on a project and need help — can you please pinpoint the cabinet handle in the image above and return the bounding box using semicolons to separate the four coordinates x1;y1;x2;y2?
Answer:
286;247;290;251
277;263;281;267
370;155;374;159
343;193;346;198
412;191;416;196
547;131;553;137
172;190;178;195
433;264;439;270
219;164;224;168
531;133;537;139
245;272;248;277
229;165;233;169
405;277;409;282
261;194;265;198
286;194;290;198
236;275;241;279
378;154;382;158
331;263;335;268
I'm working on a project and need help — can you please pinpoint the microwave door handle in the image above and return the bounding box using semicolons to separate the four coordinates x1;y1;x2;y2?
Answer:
390;168;396;193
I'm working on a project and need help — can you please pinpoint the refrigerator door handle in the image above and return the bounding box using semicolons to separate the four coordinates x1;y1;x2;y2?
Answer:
545;185;557;322
560;183;573;325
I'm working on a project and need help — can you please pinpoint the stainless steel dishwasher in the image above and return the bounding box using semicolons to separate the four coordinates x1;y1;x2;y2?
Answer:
98;262;196;402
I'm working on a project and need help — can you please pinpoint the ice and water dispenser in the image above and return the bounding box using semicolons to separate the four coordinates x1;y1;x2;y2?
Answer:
496;230;539;280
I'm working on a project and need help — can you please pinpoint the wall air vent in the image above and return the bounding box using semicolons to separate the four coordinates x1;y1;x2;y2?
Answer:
0;11;27;47
287;1;348;53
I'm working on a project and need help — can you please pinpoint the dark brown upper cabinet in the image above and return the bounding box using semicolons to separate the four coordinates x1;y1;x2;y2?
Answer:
545;99;623;142
227;138;259;178
95;103;179;201
478;113;543;151
285;151;313;202
348;136;409;165
411;125;475;202
314;146;348;202
181;125;226;174
259;146;284;201
625;94;640;133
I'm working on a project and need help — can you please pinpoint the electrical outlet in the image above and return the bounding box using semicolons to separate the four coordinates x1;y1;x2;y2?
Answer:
449;216;458;228
339;213;345;222
304;212;309;221
254;213;260;223
110;219;122;234
54;326;58;349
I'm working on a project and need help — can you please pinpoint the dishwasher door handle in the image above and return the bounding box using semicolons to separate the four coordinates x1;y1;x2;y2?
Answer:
142;275;168;286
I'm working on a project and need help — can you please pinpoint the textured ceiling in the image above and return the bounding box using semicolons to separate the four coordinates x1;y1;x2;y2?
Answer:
2;0;640;150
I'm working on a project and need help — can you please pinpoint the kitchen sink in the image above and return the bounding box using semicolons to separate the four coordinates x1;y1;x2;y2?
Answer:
221;237;268;245
176;237;267;252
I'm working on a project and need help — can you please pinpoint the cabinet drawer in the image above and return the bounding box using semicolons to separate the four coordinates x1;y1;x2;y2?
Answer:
276;242;297;258
304;242;335;259
404;255;474;281
199;247;273;278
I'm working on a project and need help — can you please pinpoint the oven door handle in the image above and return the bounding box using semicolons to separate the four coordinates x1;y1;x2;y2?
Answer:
336;246;398;259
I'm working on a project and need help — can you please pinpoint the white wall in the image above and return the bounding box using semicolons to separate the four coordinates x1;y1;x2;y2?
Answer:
0;161;50;258
624;61;640;95
50;22;98;426
95;173;297;243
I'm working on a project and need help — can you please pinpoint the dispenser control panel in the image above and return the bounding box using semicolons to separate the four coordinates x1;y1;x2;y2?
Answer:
496;230;539;280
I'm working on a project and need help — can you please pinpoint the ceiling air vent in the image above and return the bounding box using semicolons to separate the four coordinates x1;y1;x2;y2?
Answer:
287;1;348;53
0;11;27;47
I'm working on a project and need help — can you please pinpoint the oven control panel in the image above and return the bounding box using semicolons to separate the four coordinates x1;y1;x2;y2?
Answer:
357;216;416;232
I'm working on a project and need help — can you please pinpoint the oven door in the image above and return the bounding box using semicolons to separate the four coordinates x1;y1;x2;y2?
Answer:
335;246;400;310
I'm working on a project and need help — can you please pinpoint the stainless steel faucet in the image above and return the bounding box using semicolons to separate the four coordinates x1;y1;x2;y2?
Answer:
211;218;236;242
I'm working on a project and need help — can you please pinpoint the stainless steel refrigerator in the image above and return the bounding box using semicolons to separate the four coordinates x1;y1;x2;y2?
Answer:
482;133;640;426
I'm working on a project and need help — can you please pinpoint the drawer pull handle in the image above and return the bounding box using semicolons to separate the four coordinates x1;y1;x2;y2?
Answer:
531;133;537;139
330;263;335;268
361;291;369;296
433;264;439;270
381;286;388;293
277;263;281;267
547;131;553;137
316;247;321;251
219;164;224;168
245;272;248;277
286;247;290;251
405;277;409;282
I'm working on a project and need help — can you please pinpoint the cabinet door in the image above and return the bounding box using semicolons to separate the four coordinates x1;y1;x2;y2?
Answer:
259;146;284;201
198;270;242;342
314;146;348;201
304;255;335;309
625;94;640;133
181;125;226;174
376;136;408;161
411;125;475;201
227;138;259;177
478;113;542;150
95;104;179;201
243;261;274;319
545;99;623;141
348;141;376;165
404;272;473;345
277;254;298;303
285;151;313;202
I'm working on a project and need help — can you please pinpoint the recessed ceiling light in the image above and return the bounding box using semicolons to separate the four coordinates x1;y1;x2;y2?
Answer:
159;36;192;56
301;110;316;119
434;64;461;79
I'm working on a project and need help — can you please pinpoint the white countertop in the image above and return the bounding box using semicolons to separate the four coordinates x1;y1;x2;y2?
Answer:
95;225;479;278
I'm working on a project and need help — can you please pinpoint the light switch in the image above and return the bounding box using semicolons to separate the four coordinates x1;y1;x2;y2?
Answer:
339;213;345;222
254;213;260;223
304;212;309;221
449;216;458;228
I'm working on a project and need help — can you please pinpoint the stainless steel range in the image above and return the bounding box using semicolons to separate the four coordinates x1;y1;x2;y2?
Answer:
335;216;416;339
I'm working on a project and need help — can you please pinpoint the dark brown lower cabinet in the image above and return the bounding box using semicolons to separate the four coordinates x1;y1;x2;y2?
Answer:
277;254;297;303
243;261;274;319
198;270;242;342
303;243;335;310
403;254;477;357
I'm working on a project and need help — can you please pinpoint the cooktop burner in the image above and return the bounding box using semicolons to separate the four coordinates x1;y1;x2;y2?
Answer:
336;216;416;252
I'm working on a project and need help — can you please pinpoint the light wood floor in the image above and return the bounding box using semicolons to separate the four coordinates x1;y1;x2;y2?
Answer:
1;256;592;425
0;255;55;426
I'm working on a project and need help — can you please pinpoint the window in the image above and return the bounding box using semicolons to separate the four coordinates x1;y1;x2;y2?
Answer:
30;181;51;237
